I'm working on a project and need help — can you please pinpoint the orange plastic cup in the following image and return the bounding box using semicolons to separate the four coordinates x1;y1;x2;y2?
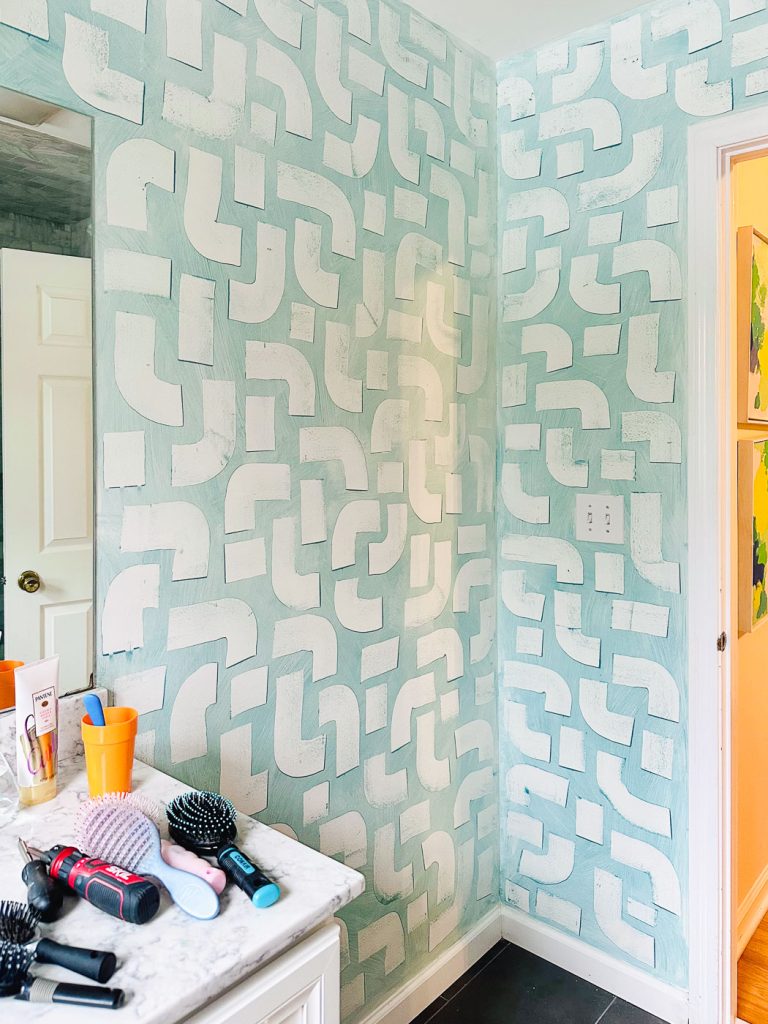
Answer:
0;661;24;711
81;706;138;797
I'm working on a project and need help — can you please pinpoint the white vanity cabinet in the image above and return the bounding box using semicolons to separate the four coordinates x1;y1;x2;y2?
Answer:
0;753;365;1024
185;924;341;1024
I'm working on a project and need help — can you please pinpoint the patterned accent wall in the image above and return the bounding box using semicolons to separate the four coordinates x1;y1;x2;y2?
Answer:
0;1;497;1018
498;0;768;989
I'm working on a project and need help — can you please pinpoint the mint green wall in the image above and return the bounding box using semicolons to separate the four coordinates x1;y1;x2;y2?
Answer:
497;0;768;989
0;1;497;1017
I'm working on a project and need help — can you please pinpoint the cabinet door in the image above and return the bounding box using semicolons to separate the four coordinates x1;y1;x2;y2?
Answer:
261;975;324;1024
184;922;340;1024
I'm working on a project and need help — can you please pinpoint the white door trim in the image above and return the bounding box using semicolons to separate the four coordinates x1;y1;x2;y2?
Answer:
688;106;768;1024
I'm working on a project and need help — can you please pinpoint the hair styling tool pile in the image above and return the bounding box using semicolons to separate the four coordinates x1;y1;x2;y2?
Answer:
92;793;226;894
74;799;219;920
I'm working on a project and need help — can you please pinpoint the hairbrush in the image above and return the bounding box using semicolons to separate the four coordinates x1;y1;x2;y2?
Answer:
93;793;226;894
0;900;116;983
166;791;280;908
74;799;219;920
0;941;124;1009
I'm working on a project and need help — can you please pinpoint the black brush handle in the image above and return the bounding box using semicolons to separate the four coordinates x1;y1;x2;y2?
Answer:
18;975;125;1008
34;938;117;983
217;843;280;908
21;860;64;923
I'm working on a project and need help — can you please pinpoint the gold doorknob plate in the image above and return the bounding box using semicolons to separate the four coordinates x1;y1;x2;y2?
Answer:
18;570;41;594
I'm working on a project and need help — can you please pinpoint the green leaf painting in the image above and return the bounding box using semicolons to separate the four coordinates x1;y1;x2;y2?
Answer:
750;233;768;415
753;441;768;628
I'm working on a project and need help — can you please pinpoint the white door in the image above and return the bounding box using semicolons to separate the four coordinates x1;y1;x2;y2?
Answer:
2;249;93;696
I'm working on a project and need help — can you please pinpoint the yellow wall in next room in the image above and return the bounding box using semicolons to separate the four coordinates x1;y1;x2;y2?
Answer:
732;153;768;951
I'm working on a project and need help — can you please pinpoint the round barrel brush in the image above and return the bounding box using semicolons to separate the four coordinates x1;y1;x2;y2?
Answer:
166;791;280;908
0;900;116;983
0;941;124;1009
75;800;220;920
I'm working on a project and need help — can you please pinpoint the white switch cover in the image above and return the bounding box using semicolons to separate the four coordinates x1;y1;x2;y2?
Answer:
575;494;624;545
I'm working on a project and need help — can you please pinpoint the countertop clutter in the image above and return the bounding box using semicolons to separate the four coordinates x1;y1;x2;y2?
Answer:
0;757;365;1023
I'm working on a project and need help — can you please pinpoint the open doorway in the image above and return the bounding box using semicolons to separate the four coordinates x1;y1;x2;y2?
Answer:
687;110;768;1024
732;151;768;1024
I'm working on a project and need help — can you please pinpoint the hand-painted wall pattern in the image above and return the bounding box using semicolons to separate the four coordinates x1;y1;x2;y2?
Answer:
498;0;768;989
0;1;497;1018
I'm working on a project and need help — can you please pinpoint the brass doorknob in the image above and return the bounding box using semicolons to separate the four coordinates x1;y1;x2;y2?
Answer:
18;570;41;594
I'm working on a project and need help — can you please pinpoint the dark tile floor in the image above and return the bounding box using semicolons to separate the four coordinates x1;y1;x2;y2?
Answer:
412;941;666;1024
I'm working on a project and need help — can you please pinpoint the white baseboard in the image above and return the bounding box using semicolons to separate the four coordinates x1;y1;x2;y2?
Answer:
736;861;768;958
357;906;691;1024
358;909;502;1024
501;907;689;1024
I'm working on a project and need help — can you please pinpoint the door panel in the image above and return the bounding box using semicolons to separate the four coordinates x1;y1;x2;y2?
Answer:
41;375;92;548
42;601;92;689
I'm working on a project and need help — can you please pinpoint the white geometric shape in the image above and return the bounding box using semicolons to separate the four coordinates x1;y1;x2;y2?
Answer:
579;678;634;745
576;799;604;844
597;752;672;837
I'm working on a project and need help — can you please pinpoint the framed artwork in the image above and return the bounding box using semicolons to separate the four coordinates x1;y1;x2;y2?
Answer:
739;438;768;634
738;225;768;423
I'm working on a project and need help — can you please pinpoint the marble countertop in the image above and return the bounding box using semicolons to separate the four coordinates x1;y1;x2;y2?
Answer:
0;758;365;1023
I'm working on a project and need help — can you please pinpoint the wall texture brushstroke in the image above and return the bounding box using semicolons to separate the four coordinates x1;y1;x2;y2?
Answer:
0;1;497;1018
497;0;768;990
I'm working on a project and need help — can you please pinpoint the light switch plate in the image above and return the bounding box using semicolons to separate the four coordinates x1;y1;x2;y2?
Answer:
575;494;624;545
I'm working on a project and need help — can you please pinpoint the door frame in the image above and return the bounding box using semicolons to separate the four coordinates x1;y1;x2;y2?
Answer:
688;106;768;1024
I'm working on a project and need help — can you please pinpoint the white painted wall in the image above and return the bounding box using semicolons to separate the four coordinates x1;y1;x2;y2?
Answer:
404;0;642;60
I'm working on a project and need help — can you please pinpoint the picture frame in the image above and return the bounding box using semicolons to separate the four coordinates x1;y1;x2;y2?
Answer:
738;437;768;634
737;225;768;423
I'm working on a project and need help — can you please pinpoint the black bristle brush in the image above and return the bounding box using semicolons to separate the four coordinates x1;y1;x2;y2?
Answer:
166;791;280;908
0;943;32;997
0;940;125;1009
0;900;117;983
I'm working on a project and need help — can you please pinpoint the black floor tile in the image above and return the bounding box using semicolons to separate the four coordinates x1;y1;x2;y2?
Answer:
411;996;448;1024
598;999;666;1024
430;945;615;1024
441;940;509;1001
